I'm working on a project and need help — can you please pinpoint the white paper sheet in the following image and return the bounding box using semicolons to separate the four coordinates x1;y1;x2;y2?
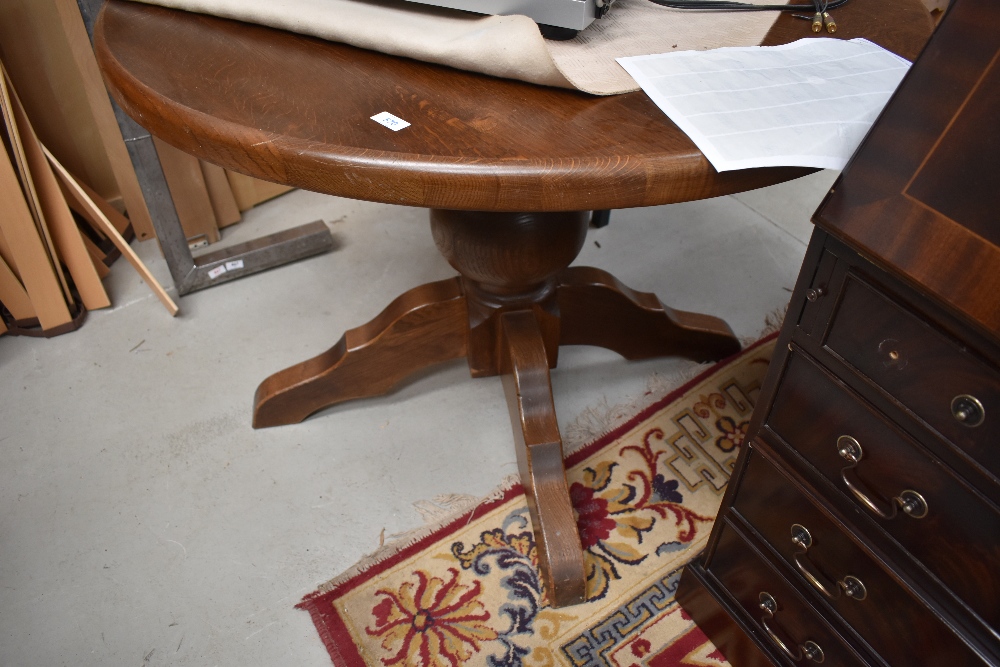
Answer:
617;38;911;172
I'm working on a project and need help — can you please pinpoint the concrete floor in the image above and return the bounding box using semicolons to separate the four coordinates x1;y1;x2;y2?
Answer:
0;169;835;666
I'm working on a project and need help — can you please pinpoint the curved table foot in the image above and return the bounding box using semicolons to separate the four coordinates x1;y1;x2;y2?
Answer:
253;278;468;428
557;266;741;363
501;310;587;607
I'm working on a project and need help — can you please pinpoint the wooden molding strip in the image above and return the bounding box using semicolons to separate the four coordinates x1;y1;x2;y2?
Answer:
80;234;112;278
45;145;178;317
0;255;35;320
70;173;132;236
152;136;220;244
0;225;15;280
53;0;156;240
9;87;110;311
200;161;241;228
0;66;73;305
0;121;72;329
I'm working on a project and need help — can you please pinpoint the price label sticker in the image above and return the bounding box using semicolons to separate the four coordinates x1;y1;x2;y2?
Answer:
225;260;245;271
370;111;411;132
208;265;227;279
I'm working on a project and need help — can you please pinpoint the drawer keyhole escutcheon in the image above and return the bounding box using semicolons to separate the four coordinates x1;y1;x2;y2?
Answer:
951;394;985;427
790;524;868;600
877;338;907;369
758;592;826;663
837;436;929;520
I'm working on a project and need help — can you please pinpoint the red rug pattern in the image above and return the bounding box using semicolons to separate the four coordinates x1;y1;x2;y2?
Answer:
299;335;777;666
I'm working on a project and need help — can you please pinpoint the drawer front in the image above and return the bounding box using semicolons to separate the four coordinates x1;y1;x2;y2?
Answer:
824;274;1000;478
733;449;986;666
766;350;1000;629
709;522;869;666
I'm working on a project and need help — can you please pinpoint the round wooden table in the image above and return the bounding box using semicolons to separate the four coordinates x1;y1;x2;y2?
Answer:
94;0;931;607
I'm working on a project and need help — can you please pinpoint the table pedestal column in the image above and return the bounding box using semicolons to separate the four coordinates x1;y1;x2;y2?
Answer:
253;209;740;606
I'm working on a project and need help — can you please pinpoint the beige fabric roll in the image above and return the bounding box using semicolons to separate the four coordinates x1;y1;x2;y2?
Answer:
131;0;779;95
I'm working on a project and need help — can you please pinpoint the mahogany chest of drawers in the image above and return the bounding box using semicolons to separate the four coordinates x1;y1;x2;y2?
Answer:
676;0;1000;663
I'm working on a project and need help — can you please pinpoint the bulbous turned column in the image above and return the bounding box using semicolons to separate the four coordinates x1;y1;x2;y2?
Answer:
431;209;589;297
430;209;590;377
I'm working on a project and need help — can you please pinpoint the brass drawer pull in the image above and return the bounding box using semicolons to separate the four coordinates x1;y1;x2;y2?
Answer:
951;394;985;428
790;524;868;600
758;592;826;663
837;435;929;519
806;286;826;302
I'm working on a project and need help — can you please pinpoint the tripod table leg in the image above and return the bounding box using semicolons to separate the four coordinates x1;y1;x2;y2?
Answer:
500;309;587;607
253;277;468;428
557;266;741;363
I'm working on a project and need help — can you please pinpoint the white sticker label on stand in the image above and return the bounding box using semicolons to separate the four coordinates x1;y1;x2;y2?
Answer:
225;260;244;271
208;265;227;279
370;111;410;131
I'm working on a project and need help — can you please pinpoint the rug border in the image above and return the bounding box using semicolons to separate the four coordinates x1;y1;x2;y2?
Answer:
562;332;777;470
296;332;778;666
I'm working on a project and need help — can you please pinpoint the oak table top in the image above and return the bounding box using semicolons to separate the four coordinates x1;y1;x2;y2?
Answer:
95;0;930;213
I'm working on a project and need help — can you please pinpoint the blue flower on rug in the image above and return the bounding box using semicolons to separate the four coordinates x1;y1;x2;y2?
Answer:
451;508;542;667
650;474;683;503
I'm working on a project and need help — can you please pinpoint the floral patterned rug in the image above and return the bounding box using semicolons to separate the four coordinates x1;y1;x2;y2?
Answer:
298;334;777;666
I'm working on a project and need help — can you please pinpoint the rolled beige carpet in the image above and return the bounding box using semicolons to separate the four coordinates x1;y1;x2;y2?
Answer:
129;0;781;94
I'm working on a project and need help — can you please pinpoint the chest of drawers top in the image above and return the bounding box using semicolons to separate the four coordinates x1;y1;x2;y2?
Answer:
812;0;1000;340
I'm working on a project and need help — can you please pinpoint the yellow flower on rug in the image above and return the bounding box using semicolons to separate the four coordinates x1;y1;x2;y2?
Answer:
299;335;776;666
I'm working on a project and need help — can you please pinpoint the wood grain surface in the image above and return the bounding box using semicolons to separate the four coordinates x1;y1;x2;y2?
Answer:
814;0;999;338
94;0;930;212
501;309;587;607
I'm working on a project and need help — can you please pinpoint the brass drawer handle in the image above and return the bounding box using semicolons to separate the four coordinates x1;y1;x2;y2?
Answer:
759;592;826;663
951;394;985;428
837;436;929;520
805;287;826;302
791;524;868;601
